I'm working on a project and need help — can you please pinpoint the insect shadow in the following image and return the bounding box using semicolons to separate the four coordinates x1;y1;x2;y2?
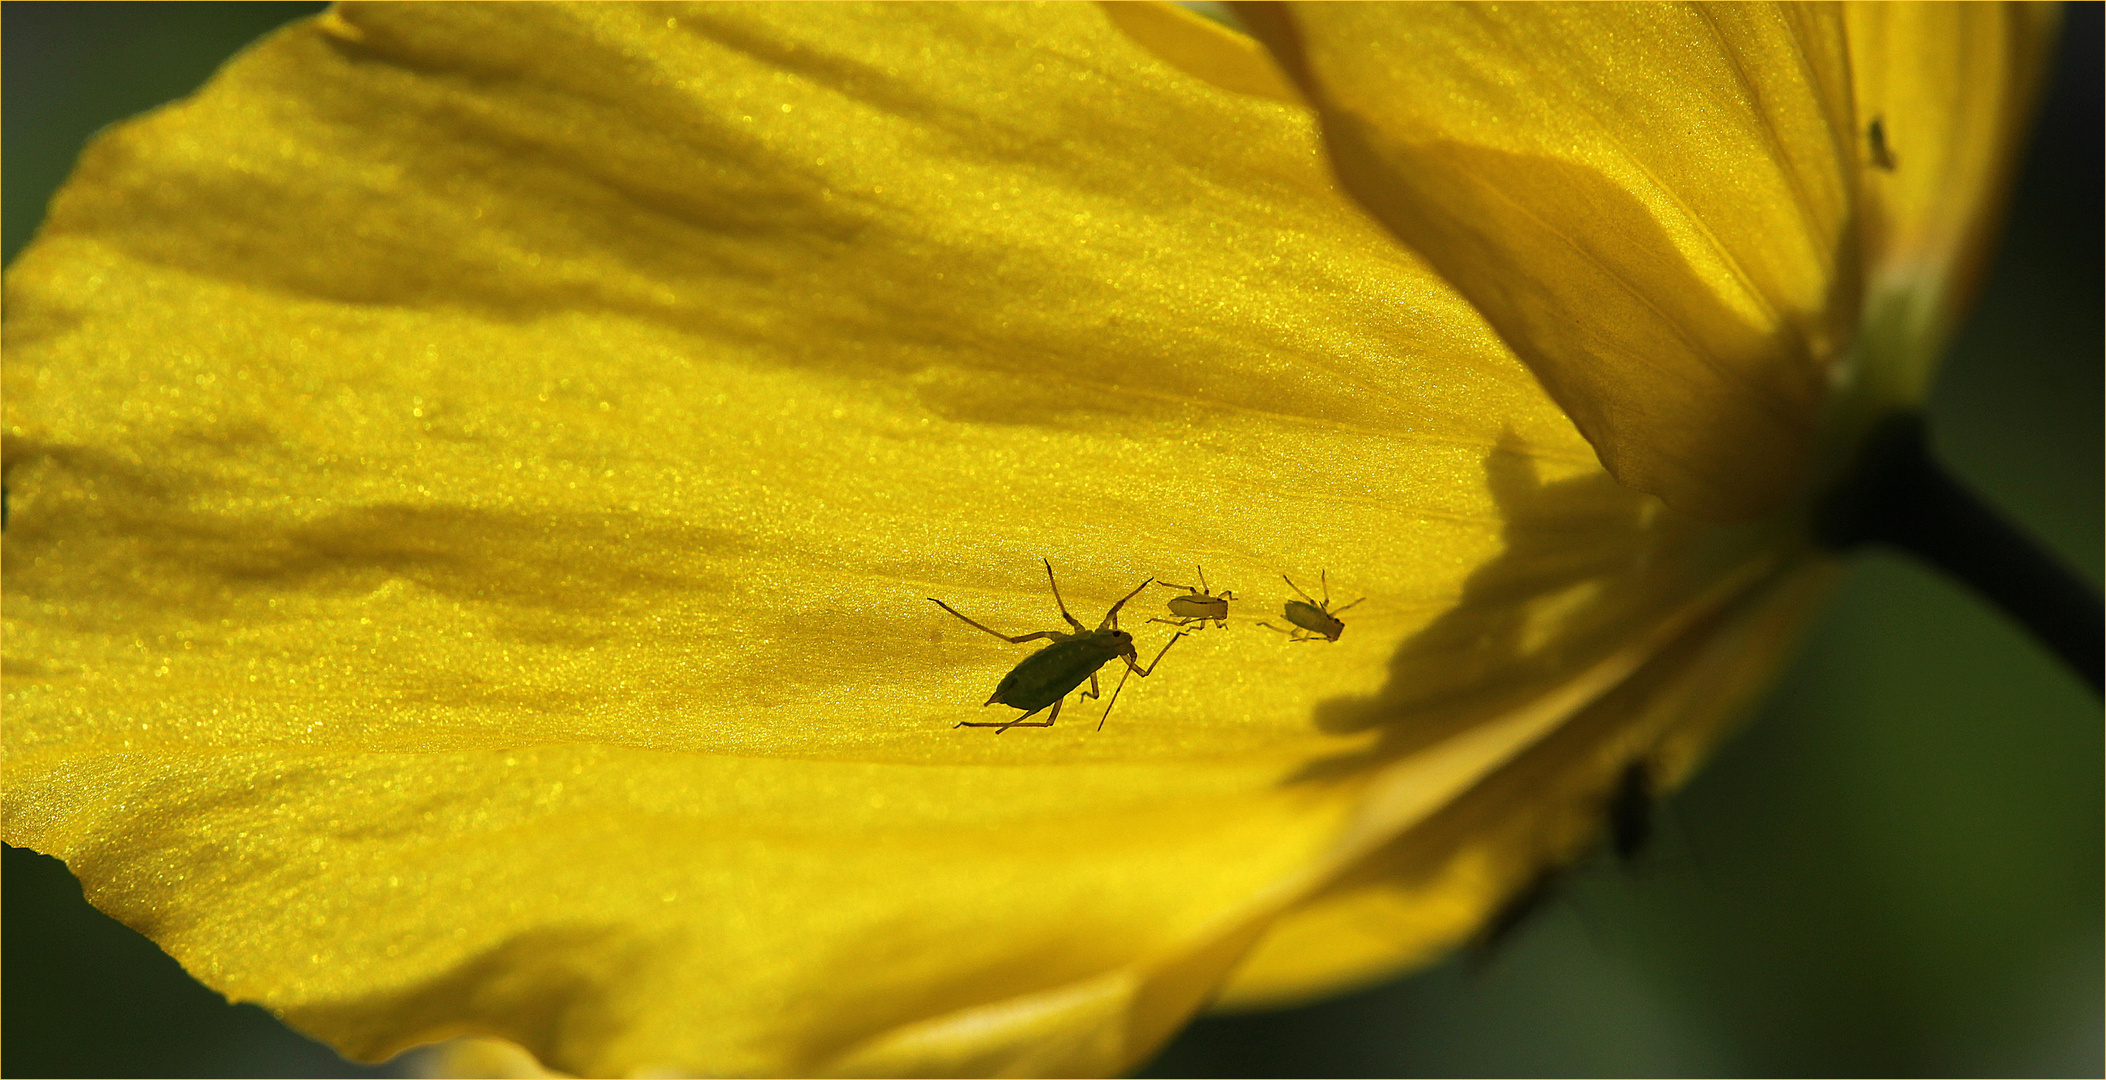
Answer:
1867;114;1899;171
1472;756;1671;964
1607;757;1655;864
1259;570;1363;642
929;559;1185;732
1151;565;1237;631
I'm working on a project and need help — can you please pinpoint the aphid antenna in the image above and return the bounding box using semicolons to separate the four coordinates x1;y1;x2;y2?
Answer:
1040;557;1088;633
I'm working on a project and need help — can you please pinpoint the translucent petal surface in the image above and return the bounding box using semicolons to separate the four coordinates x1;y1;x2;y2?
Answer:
3;3;1806;1075
1842;2;2058;415
1245;2;1860;522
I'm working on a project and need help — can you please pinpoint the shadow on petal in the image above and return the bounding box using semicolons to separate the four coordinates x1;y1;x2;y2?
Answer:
1314;123;1848;520
1293;430;1733;783
1216;433;1831;1007
3;437;747;637
282;924;659;1070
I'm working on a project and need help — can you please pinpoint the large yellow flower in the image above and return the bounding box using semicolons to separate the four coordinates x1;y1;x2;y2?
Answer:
0;4;2055;1077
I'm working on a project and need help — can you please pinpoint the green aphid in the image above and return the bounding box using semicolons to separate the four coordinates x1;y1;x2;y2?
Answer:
1150;565;1237;630
929;558;1186;732
1259;570;1364;642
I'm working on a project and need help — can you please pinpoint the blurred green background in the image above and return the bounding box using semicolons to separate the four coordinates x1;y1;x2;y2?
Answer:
3;3;2097;1076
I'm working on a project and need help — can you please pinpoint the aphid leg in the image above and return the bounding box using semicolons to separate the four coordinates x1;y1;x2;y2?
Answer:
1100;669;1133;731
927;598;1065;645
1126;631;1186;677
1159;565;1211;597
1098;632;1186;731
956;698;1018;727
1096;576;1156;631
1330;596;1367;616
1147;615;1200;629
1041;558;1089;633
1004;698;1061;732
1282;573;1321;606
957;699;1058;732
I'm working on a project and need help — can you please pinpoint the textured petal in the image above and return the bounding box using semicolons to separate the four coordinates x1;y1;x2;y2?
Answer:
3;3;1790;1076
1839;2;2059;417
1244;2;1860;521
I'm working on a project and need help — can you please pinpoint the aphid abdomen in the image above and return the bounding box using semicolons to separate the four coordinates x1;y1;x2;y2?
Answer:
1167;595;1227;621
1282;600;1342;640
988;635;1122;714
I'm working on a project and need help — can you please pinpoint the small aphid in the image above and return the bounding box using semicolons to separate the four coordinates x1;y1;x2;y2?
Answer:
1259;570;1363;642
1151;565;1237;630
929;559;1185;732
1867;115;1898;171
1607;758;1655;864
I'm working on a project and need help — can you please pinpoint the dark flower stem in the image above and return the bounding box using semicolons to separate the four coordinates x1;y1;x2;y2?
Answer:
1816;414;2102;695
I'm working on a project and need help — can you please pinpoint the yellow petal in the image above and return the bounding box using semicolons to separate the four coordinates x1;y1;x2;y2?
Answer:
1245;2;1860;521
4;3;1800;1076
1842;2;2059;415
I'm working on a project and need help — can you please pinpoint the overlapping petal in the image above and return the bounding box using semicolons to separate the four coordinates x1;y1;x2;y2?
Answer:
5;2;1836;1076
1232;2;2056;521
1842;3;2057;415
1239;2;1859;522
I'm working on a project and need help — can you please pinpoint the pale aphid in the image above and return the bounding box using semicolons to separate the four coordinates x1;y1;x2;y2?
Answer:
1259;570;1364;643
1151;564;1237;630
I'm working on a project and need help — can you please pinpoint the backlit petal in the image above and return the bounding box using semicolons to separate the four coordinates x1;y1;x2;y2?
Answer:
4;3;1801;1075
1841;2;2058;414
1245;2;1859;521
